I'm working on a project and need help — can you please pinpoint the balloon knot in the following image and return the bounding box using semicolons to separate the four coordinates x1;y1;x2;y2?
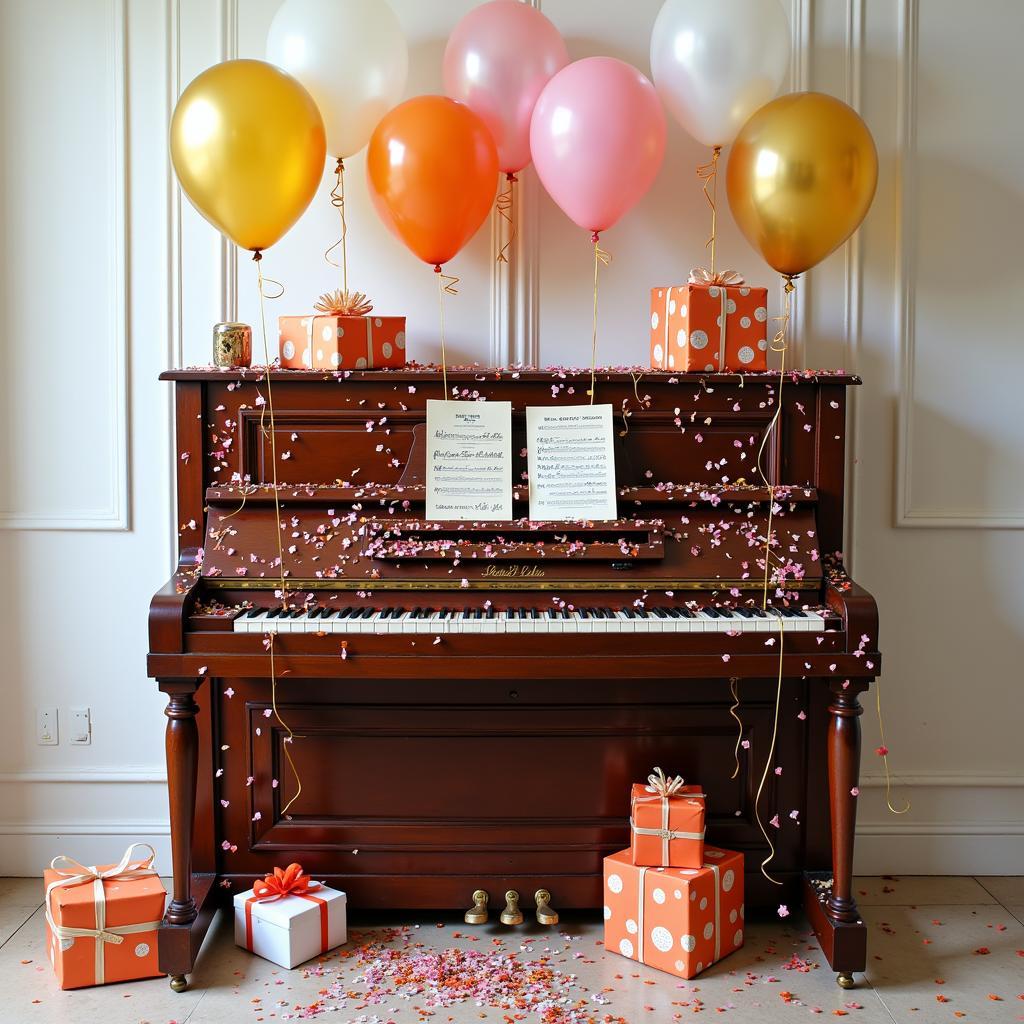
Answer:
433;264;443;274
252;250;263;263
335;157;344;173
506;172;518;183
590;231;601;244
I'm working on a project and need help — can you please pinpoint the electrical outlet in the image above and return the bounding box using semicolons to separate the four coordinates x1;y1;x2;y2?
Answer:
36;707;58;745
68;706;91;745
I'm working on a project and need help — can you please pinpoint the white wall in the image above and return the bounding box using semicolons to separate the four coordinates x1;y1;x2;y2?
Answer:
0;0;1020;875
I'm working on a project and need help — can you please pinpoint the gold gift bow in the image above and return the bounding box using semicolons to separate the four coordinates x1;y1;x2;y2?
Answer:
44;843;162;985
644;766;685;797
303;314;376;370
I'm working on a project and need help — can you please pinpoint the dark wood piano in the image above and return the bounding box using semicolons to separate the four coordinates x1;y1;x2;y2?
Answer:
149;366;879;992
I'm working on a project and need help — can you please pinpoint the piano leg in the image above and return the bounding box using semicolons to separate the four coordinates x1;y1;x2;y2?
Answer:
803;679;868;987
158;678;216;991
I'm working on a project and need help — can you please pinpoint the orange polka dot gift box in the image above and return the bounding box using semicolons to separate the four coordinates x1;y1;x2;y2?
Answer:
43;843;166;990
279;313;406;371
603;845;744;980
650;273;768;373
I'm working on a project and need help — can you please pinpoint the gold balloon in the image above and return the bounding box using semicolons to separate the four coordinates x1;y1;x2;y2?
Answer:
726;92;878;278
170;59;326;252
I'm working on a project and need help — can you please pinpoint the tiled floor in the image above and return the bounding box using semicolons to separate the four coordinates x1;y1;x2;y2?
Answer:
2;876;1021;1023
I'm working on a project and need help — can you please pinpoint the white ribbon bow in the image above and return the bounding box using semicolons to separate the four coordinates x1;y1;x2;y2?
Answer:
645;766;686;798
45;843;162;985
688;267;746;287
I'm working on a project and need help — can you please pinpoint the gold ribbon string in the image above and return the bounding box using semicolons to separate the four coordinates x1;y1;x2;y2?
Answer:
325;157;349;295
496;173;517;264
753;611;786;885
434;265;459;400
268;632;303;818
589;234;611;405
755;275;797;608
728;677;742;780
876;677;911;815
696;146;723;279
253;251;303;816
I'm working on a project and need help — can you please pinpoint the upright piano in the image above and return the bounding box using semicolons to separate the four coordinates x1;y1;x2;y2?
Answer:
149;366;879;992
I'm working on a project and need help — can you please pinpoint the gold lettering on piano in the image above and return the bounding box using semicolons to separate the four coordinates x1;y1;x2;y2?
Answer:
482;564;546;579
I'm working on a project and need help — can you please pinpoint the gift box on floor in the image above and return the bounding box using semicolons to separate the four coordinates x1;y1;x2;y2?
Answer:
650;272;768;372
234;864;347;969
279;312;406;370
630;767;706;868
604;845;744;980
44;843;166;989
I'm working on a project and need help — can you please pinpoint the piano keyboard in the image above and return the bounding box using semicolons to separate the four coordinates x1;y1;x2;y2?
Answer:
234;606;828;635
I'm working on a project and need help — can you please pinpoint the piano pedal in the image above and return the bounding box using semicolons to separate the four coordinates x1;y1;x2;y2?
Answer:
534;888;559;926
500;889;524;926
464;889;489;925
837;972;856;989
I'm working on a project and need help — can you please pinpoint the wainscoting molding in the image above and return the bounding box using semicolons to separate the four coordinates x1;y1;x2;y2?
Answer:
0;0;130;531
894;0;1024;528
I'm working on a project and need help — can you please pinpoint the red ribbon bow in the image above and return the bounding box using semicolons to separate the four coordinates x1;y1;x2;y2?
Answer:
251;863;321;903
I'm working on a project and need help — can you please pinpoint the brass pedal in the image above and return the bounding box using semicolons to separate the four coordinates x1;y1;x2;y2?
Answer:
534;888;559;926
464;889;489;925
500;889;523;926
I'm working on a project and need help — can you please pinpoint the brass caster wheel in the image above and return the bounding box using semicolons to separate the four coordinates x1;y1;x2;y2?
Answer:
837;972;856;990
500;889;523;926
169;974;188;993
464;889;489;925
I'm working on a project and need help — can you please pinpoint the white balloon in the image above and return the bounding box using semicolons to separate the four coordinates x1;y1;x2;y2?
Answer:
650;0;790;148
267;0;408;159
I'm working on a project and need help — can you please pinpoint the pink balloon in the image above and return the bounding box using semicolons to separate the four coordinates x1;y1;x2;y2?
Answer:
443;0;568;175
530;57;667;235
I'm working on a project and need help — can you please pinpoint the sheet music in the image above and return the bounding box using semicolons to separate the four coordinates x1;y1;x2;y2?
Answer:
426;399;513;520
527;404;617;521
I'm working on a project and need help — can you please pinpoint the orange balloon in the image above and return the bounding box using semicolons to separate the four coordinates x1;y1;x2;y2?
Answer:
367;95;499;267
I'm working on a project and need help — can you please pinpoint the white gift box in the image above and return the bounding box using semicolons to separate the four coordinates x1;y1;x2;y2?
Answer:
233;883;347;969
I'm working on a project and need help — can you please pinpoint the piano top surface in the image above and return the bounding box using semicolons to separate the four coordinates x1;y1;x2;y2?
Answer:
160;365;863;385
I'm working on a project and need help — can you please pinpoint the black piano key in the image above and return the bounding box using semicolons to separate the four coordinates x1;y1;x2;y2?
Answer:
267;608;282;618
702;607;721;618
474;609;482;619
320;608;336;619
547;609;557;619
508;609;518;619
717;608;735;618
246;608;263;618
486;607;495;619
621;607;635;618
561;608;571;619
665;608;682;618
653;608;668;618
677;607;695;618
733;607;752;618
336;607;352;619
308;607;323;619
578;608;589;619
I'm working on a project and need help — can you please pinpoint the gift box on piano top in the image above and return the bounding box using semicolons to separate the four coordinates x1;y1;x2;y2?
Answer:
630;767;706;868
650;271;768;372
43;843;166;989
279;312;406;370
604;845;744;980
234;864;347;969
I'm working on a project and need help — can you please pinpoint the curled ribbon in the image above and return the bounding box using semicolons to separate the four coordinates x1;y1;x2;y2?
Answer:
644;766;685;798
688;267;746;287
251;863;322;903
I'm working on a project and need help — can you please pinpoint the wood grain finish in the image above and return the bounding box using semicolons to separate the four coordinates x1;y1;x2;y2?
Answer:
150;367;878;986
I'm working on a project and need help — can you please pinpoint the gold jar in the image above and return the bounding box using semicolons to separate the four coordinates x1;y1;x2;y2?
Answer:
212;322;252;368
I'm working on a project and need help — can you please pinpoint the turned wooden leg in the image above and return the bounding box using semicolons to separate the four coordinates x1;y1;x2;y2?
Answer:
161;680;200;926
826;682;864;925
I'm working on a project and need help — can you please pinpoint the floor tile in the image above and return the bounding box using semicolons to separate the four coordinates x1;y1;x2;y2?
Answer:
183;910;899;1024
863;903;1024;1023
0;877;42;948
976;876;1024;906
854;875;997;906
1005;906;1024;928
0;905;206;1024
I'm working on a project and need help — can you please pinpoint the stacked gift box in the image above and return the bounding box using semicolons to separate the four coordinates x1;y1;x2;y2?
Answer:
605;767;744;980
650;272;769;373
